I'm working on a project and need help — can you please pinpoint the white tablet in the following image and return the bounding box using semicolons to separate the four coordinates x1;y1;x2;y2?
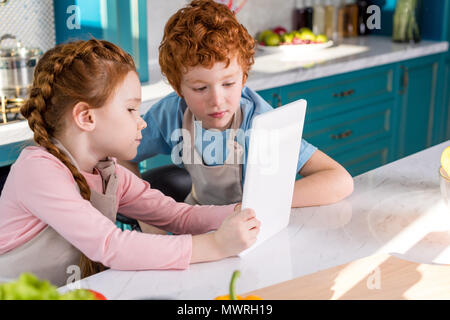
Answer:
239;99;307;256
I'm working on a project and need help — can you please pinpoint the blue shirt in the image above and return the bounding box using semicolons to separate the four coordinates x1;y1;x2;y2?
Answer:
133;86;317;186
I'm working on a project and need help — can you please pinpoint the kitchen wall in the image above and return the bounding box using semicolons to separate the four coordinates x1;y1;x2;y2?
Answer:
0;0;55;53
147;0;296;66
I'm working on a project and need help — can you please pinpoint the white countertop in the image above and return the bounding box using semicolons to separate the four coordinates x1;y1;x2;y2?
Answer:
59;141;450;300
1;36;448;147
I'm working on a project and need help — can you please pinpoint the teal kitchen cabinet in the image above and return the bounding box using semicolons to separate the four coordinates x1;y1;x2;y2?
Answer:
418;0;450;144
433;53;450;144
395;54;442;159
256;53;448;176
445;55;450;140
303;98;394;154
445;1;450;141
303;98;395;176
256;64;397;176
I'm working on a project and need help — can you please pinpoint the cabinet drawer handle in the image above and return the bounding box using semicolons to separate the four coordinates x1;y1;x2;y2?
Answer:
272;93;282;107
399;66;409;95
333;89;355;98
331;130;353;139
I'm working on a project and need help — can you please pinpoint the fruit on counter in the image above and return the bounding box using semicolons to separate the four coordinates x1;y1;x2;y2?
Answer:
257;26;328;46
272;26;287;36
264;33;281;46
298;27;311;33
441;146;450;177
281;32;294;44
0;272;107;300
257;29;276;43
316;34;328;43
299;29;316;41
214;270;262;300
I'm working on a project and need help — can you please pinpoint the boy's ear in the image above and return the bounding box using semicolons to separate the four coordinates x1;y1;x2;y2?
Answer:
72;102;96;131
242;74;248;86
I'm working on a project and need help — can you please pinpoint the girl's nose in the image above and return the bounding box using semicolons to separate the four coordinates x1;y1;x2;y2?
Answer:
138;116;147;130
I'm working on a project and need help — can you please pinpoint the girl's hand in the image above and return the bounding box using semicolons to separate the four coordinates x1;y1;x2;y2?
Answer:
213;208;260;258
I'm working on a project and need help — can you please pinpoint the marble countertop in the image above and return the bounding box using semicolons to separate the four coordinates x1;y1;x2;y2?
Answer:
59;141;450;300
1;36;448;146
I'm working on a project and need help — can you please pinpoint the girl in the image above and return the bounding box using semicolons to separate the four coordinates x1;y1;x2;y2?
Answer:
0;39;260;287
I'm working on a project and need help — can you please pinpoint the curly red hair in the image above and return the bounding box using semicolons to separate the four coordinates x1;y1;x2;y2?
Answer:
159;0;255;95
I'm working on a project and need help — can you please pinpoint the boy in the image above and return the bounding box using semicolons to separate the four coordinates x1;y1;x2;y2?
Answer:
121;0;353;209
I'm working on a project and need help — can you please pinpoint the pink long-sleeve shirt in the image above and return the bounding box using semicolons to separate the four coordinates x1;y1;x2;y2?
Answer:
0;146;234;270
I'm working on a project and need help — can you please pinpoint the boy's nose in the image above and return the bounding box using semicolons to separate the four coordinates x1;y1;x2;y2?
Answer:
138;116;147;130
210;87;225;106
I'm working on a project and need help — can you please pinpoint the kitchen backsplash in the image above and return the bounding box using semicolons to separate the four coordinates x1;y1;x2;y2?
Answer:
147;0;296;65
0;0;55;53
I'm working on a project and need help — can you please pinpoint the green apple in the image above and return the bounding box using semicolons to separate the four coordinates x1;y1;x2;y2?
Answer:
299;27;312;34
281;33;294;44
299;30;316;41
316;34;328;43
264;33;280;46
292;31;302;39
257;29;275;43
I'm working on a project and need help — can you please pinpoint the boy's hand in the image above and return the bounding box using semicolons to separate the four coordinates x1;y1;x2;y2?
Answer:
214;208;260;258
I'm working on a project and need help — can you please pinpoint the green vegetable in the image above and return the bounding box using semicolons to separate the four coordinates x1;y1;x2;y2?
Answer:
0;273;60;300
0;272;95;300
229;270;240;300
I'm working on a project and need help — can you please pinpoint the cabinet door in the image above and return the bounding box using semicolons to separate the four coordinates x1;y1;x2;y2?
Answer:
435;53;450;143
445;55;450;140
332;138;391;177
396;55;441;158
303;98;394;157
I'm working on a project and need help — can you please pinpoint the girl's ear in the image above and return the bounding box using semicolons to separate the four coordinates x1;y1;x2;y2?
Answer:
72;102;96;131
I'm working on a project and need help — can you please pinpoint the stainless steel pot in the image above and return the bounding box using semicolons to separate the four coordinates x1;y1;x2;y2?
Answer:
0;34;42;98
